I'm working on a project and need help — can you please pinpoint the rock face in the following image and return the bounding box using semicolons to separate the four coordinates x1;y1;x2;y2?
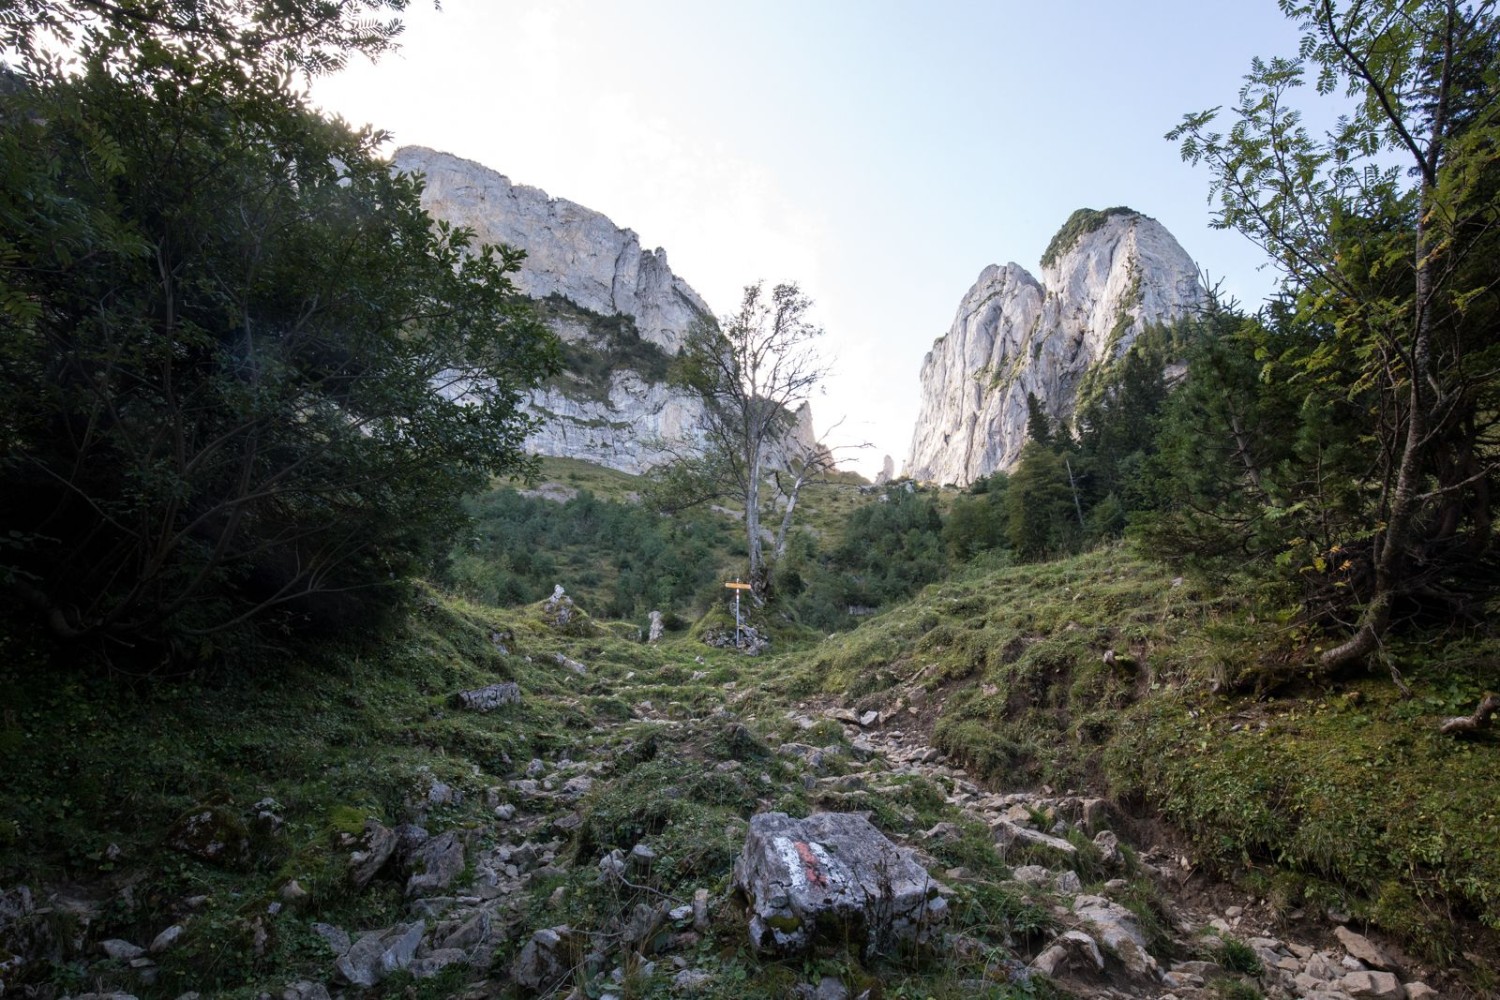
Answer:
392;146;711;355
393;146;822;475
906;208;1204;485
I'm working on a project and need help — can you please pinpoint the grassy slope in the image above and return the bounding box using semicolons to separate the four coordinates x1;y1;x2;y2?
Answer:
775;545;1500;977
4;478;1496;995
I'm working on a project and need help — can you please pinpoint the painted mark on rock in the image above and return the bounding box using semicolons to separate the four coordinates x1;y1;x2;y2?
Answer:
772;836;840;893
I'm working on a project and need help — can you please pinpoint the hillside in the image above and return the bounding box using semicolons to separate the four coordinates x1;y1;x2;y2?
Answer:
3;533;1496;998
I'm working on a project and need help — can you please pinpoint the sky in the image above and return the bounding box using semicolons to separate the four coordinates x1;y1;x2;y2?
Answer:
310;1;1311;478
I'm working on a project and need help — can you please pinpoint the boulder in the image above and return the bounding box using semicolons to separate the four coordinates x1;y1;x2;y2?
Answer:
165;805;250;866
347;820;397;889
991;818;1077;858
1340;970;1406;1000
648;610;664;643
334;921;425;988
733;811;948;956
406;831;465;897
1335;926;1393;970
513;925;576;993
451;683;521;712
1031;929;1105;976
1071;894;1158;977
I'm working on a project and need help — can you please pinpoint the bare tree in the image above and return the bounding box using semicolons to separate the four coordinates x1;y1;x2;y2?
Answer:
670;281;832;601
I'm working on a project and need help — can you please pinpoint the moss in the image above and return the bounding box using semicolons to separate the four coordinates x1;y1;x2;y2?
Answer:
1040;206;1140;269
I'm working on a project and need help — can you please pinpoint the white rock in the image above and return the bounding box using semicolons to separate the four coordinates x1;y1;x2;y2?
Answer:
906;210;1204;485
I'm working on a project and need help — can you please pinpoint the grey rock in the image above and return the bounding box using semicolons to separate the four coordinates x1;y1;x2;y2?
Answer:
280;982;330;1000
692;888;710;932
1031;929;1105;976
100;938;145;961
991;818;1077;857
334;921;425;987
1340;970;1406;1000
1010;865;1051;886
406;831;465;897
1072;893;1158;977
673;968;713;991
149;924;183;953
1092;829;1123;867
733;811;948;955
513;925;575;992
347;820;397;889
628;843;657;872
907;211;1204;485
494;803;517;821
1053;870;1083;894
310;922;350;956
408;948;468;979
452;682;521;712
1403;984;1437;1000
648;610;664;643
1335;926;1393;970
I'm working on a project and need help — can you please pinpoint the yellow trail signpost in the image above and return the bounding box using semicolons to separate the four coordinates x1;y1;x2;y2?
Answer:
725;580;751;647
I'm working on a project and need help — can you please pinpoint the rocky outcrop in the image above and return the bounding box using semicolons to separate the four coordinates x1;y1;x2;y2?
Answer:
392;146;711;355
906;208;1204;485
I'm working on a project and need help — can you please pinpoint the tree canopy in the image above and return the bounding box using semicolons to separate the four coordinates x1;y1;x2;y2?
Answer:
0;0;558;662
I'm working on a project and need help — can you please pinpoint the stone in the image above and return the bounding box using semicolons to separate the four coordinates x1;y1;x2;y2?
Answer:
513;925;575;993
149;925;183;953
311;922;350;956
1031;929;1105;976
1092;829;1123;867
1053;870;1083;895
1010;865;1051;886
553;652;588;675
991;818;1077;858
1071;894;1158;977
733;811;948;956
347;820;398;889
334;921;425;987
561;776;594;800
692;888;709;932
452;683;521;712
673;968;713;991
407;831;466;897
1403;984;1436;1000
1340;970;1406;1000
279;880;308;902
408;948;468;979
280;982;331;1000
648;610;664;643
907;210;1205;485
1335;926;1392;970
101;938;145;961
494;803;517;821
165;805;250;866
628;843;657;872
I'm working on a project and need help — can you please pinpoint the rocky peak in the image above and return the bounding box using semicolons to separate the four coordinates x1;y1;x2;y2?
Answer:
905;209;1203;485
392;146;710;354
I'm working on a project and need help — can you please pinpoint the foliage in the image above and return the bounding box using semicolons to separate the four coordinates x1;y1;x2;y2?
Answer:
666;281;832;601
1039;206;1139;268
0;2;556;661
1167;0;1500;671
445;486;734;619
779;485;947;630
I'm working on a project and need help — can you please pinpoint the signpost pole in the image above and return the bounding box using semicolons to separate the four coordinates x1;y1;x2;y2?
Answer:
724;580;752;649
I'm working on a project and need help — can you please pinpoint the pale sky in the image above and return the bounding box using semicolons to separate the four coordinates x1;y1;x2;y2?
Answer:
311;1;1307;478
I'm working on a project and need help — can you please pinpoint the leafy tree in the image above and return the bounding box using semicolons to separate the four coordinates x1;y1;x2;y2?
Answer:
782;485;946;630
1006;442;1082;560
0;1;558;659
664;281;831;602
1169;0;1500;672
943;472;1011;560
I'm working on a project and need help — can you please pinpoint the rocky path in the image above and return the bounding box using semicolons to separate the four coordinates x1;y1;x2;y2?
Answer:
811;710;1446;1000
41;659;1454;1000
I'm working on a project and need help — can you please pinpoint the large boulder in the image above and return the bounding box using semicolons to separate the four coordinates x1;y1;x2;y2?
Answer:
733;812;948;956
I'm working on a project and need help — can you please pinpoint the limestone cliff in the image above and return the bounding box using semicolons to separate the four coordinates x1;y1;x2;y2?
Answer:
905;209;1203;485
393;146;711;354
393;146;718;474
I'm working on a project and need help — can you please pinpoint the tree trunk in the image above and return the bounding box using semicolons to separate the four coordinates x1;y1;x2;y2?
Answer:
1318;192;1437;673
745;450;767;604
